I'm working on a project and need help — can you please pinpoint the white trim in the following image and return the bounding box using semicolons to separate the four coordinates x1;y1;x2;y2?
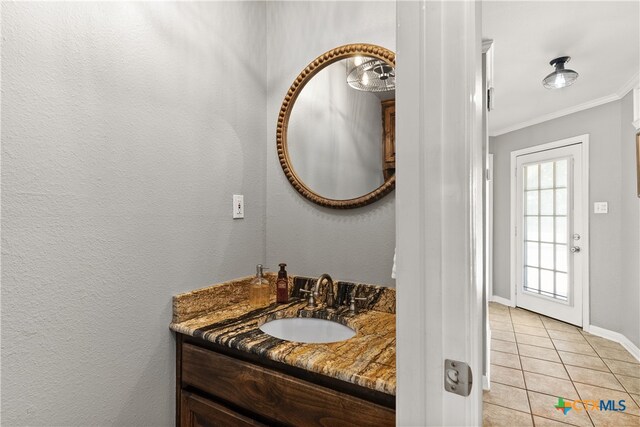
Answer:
487;154;494;299
510;135;590;327
490;295;514;307
483;330;491;391
492;95;618;136
585;325;640;362
483;51;494;400
617;72;639;98
633;87;640;131
580;138;590;329
396;1;483;425
492;73;639;137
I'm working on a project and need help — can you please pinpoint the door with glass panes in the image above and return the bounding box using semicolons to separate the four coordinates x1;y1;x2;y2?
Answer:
515;143;584;326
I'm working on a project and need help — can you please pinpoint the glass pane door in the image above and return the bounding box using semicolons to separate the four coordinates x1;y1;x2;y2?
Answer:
523;159;569;301
515;142;583;326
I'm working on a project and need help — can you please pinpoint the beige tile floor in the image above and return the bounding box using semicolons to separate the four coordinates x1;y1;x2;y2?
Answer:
484;302;640;427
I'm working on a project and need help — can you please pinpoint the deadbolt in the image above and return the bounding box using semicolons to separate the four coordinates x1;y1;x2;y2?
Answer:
573;234;581;241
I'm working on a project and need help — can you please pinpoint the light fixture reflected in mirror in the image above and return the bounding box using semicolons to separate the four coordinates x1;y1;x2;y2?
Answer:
347;57;395;92
543;56;579;89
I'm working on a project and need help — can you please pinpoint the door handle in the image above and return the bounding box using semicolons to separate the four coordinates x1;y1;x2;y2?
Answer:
570;246;581;253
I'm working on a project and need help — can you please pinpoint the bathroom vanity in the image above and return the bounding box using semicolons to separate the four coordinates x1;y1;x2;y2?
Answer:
171;274;396;426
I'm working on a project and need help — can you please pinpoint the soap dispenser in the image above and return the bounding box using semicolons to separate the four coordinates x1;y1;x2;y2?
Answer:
249;264;270;308
276;263;289;304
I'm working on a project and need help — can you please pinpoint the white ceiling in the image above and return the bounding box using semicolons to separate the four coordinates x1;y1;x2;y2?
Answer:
483;1;639;136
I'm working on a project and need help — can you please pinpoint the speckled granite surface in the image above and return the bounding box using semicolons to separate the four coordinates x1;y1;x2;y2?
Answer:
170;274;396;395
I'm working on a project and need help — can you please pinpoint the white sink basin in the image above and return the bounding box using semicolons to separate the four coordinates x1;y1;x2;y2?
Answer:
259;317;356;344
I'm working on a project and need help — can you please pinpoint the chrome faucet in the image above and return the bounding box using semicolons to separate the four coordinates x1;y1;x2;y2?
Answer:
300;273;335;309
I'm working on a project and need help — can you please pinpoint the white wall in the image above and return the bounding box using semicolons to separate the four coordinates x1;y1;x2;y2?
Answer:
490;95;639;347
1;2;266;425
265;1;396;286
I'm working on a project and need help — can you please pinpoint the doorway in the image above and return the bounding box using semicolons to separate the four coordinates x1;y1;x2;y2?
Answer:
510;136;590;326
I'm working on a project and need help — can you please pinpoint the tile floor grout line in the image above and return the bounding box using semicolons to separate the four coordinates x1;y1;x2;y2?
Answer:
491;343;556;369
510;306;537;427
488;377;631;405
483;401;533;417
511;333;637;362
576;328;639;401
631;394;640;411
579;329;640;364
488;303;640;426
509;305;593;426
541;313;595;427
532;413;588;427
571;378;638;395
598;357;640;377
493;343;567;365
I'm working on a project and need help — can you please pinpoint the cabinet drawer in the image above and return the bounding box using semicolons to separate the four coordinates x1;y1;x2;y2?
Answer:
181;391;265;427
181;343;394;427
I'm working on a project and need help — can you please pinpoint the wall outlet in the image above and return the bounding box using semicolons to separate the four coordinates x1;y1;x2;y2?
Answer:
594;202;608;214
233;195;244;219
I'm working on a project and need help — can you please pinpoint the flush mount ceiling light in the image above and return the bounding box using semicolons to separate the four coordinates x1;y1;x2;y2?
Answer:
542;56;579;89
347;57;395;92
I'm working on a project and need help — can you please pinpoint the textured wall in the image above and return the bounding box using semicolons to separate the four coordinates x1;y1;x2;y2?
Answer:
490;98;638;340
1;2;266;425
619;91;640;348
265;1;396;286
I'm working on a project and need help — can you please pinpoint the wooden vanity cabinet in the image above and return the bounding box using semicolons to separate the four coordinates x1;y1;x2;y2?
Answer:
176;334;395;427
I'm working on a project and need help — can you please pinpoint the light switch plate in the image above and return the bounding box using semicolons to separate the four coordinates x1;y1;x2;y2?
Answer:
594;202;608;214
233;195;244;219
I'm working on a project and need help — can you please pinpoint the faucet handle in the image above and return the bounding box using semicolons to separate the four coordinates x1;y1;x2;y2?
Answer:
299;288;317;309
348;291;368;314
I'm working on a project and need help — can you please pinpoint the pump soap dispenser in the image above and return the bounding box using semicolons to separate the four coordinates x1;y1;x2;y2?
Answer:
249;264;270;308
276;263;289;303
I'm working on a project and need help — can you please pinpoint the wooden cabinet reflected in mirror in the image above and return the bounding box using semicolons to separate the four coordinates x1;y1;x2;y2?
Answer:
382;100;395;181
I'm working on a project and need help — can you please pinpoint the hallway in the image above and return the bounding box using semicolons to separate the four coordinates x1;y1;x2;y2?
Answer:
484;302;640;426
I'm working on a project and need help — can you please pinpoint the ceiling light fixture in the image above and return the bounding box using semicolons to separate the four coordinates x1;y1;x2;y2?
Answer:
347;58;395;92
542;56;579;89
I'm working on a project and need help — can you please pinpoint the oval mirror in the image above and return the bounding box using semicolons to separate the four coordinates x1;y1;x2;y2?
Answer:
277;44;396;209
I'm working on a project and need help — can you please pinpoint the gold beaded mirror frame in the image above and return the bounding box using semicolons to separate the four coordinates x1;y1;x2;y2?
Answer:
276;44;396;209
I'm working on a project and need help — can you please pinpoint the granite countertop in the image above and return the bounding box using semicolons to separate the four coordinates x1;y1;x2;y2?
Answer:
170;274;396;396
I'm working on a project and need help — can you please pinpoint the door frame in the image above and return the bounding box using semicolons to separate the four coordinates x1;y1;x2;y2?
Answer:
396;0;483;425
509;134;590;327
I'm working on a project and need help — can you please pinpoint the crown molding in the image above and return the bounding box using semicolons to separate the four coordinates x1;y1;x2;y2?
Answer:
490;72;640;137
490;93;620;137
617;71;639;97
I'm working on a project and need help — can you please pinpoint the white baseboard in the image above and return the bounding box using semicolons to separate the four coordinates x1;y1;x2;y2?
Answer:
483;375;490;391
585;324;640;362
490;295;514;307
484;329;491;390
